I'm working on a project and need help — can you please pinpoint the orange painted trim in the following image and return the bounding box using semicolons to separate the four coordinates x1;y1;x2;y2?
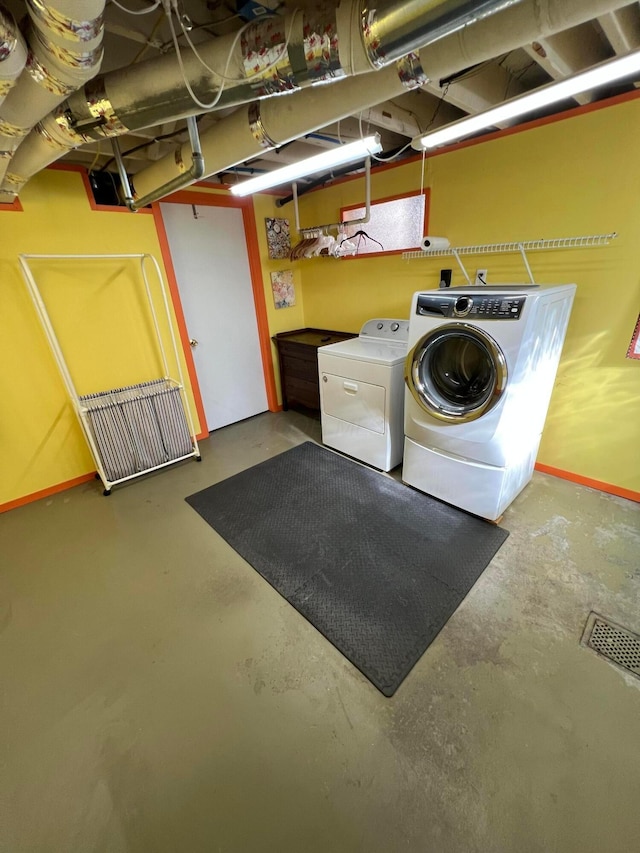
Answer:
47;162;86;172
151;202;208;437
239;197;279;412
194;180;285;198
341;187;428;214
155;191;279;413
0;196;23;211
47;163;153;213
534;462;640;504
163;188;243;208
0;472;96;515
253;188;286;198
78;169;152;214
427;87;640;162
305;87;640;193
88;203;153;214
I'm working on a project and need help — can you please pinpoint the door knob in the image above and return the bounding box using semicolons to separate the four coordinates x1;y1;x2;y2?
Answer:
189;338;199;348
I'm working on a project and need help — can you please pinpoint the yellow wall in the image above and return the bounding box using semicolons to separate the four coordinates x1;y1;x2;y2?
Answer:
295;96;640;493
0;170;274;507
251;193;306;336
3;95;639;509
249;193;305;405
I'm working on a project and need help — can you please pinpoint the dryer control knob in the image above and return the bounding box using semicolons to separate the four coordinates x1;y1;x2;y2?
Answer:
377;322;384;330
454;296;472;317
390;322;400;332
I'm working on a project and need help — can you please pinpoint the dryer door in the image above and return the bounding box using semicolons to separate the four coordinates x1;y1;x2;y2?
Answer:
405;322;507;422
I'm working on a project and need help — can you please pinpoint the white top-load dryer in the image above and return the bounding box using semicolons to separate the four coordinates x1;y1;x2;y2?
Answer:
318;318;409;471
403;284;576;520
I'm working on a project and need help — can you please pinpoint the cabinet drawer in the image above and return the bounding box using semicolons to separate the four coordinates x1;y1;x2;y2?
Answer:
284;376;320;409
278;342;318;363
281;353;319;381
273;328;356;412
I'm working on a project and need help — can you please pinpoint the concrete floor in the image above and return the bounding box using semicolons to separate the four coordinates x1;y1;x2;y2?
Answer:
1;410;639;853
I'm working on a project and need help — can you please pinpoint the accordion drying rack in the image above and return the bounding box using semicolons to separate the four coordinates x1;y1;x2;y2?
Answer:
18;253;201;495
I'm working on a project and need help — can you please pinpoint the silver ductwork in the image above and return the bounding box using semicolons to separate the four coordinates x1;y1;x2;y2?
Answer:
134;55;427;197
0;0;105;189
133;0;637;197
357;0;520;69
0;0;518;199
0;5;27;106
415;0;633;81
0;0;635;202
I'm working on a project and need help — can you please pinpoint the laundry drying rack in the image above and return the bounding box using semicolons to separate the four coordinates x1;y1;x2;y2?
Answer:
18;253;201;495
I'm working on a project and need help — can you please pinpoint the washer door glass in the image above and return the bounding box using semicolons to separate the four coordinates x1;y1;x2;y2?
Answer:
406;323;507;422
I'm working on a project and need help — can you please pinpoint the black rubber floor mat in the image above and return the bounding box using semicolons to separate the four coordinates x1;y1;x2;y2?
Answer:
186;442;509;696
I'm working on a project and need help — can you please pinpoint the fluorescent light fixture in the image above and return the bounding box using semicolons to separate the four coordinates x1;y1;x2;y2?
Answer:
229;134;382;196
413;49;640;150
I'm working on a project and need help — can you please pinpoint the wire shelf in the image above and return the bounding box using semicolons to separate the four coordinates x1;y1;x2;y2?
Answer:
402;232;618;260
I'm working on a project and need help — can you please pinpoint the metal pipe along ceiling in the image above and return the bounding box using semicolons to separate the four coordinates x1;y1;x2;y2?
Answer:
0;0;519;200
133;0;637;198
133;57;428;197
0;0;106;190
0;0;635;202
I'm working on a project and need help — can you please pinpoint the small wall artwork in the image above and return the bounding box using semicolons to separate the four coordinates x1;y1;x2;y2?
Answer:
271;270;296;309
627;313;640;360
265;217;291;259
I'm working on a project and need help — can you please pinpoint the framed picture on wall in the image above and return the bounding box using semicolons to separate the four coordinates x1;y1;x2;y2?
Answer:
265;218;291;259
627;313;640;360
270;270;296;309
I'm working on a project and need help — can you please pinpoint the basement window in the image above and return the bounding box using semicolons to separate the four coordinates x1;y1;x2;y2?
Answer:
86;169;151;210
88;170;125;206
340;191;428;257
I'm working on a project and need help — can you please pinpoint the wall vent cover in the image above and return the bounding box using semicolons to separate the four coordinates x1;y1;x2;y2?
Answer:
581;612;640;679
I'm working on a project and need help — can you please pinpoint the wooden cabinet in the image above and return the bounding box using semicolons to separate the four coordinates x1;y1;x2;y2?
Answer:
272;328;357;412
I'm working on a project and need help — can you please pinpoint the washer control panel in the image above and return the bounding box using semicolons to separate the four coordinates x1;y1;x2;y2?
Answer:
360;318;410;340
416;292;527;320
471;295;526;318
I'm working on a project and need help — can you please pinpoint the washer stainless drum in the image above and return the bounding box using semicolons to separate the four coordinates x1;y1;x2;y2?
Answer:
403;285;576;520
406;321;508;423
318;318;409;471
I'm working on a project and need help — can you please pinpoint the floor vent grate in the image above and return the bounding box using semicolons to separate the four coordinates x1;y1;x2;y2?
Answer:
582;612;640;679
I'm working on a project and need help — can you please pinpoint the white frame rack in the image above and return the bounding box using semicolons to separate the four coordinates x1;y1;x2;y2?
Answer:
402;232;618;283
18;252;201;495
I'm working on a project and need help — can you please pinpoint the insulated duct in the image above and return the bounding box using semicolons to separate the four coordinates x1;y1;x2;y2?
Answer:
415;0;634;81
1;0;635;202
133;56;428;197
132;0;636;197
0;0;519;200
0;5;27;106
0;0;105;190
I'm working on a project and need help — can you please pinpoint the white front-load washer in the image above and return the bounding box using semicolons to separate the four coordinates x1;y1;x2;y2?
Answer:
318;318;409;471
403;284;576;520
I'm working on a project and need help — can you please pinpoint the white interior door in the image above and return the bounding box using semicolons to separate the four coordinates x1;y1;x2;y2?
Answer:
160;202;268;432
